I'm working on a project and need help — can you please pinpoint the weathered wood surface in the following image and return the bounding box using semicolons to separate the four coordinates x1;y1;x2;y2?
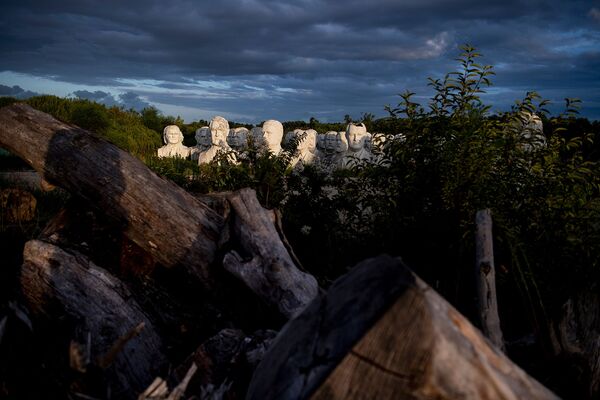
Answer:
21;239;167;398
0;103;223;284
223;188;319;318
173;328;277;398
0;103;318;317
247;255;558;400
475;208;505;351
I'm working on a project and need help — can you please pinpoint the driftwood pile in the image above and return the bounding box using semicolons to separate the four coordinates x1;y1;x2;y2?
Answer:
0;104;560;399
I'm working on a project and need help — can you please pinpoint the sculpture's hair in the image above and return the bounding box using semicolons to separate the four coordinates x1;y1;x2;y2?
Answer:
210;116;230;133
163;125;184;144
346;122;367;135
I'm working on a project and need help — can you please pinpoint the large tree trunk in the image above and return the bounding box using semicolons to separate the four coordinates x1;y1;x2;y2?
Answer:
21;239;167;398
247;255;558;400
0;103;318;318
0;103;222;283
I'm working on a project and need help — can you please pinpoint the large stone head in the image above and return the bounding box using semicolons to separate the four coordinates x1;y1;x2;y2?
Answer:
346;123;368;152
364;133;373;151
338;131;349;152
299;129;317;151
323;131;338;153
249;126;264;147
228;127;249;150
163;125;184;145
283;130;297;148
316;133;326;150
195;126;211;147
209;116;230;145
523;112;543;135
262;120;284;151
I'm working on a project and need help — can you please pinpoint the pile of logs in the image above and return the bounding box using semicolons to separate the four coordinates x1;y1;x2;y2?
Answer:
0;104;560;399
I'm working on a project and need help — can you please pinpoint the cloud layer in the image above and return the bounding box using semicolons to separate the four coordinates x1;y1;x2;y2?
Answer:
0;0;598;121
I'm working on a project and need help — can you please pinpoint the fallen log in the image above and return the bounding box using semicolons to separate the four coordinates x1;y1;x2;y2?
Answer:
0;103;222;283
247;255;558;400
21;239;167;398
0;103;318;317
223;188;319;318
31;200;285;361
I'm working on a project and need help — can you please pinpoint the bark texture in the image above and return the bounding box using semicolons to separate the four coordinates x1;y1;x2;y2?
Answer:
248;255;558;400
0;103;223;284
222;188;319;318
21;239;167;398
0;103;318;317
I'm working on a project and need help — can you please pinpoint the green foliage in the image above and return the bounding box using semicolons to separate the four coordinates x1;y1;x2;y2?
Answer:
316;45;600;322
5;96;163;158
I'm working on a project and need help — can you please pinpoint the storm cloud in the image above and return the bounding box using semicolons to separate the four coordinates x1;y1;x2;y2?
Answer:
0;84;39;99
0;0;598;121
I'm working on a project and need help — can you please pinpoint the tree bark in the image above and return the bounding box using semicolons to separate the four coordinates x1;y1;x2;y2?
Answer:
475;208;505;351
21;239;167;398
222;188;318;318
247;255;558;400
0;103;223;284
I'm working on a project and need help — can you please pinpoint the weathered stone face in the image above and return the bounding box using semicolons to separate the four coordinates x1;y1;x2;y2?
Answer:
163;125;184;145
346;123;368;152
228;127;249;150
195;127;211;147
158;125;190;158
209;116;229;146
261;120;283;154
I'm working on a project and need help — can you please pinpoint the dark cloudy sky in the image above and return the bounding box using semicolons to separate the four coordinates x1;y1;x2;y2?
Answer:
1;0;599;123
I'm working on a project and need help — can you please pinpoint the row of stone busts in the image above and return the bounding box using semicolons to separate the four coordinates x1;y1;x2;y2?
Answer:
157;117;285;163
157;117;377;170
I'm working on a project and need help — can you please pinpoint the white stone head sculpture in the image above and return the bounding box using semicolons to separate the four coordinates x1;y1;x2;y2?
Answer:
346;123;369;152
289;129;318;168
163;125;184;145
323;131;339;153
316;133;326;151
157;125;190;159
261;119;284;155
300;129;318;152
340;123;372;168
283;130;297;148
192;116;233;164
511;111;546;152
365;134;372;151
337;131;349;152
227;127;249;151
209;116;230;147
195;126;211;148
249;126;264;148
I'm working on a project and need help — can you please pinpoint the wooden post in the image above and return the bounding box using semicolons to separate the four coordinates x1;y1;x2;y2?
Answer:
475;209;505;352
